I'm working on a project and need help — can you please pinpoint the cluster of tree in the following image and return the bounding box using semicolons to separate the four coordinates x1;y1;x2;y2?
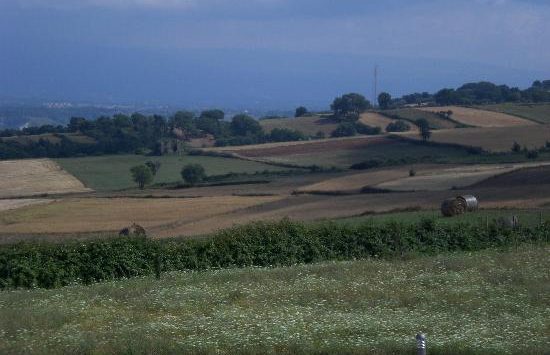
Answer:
0;110;312;159
375;79;550;108
331;121;381;138
385;120;411;133
331;93;372;121
130;161;206;189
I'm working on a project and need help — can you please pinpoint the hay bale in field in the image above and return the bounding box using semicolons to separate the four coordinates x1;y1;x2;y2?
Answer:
456;195;479;211
119;223;147;237
441;198;466;217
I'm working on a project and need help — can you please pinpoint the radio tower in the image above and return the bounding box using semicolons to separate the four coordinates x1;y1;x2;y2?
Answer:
374;64;379;106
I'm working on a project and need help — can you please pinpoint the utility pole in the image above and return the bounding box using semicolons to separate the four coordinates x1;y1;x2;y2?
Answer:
374;64;378;106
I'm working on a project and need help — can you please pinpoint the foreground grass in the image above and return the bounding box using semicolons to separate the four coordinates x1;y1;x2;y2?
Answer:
55;154;293;191
0;246;548;354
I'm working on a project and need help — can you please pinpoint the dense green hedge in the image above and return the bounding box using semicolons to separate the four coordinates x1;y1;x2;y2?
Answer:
1;219;548;289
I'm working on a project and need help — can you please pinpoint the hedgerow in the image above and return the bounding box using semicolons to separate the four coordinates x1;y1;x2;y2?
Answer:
0;219;548;289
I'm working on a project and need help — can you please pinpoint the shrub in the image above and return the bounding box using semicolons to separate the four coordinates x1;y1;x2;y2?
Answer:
0;219;547;289
511;141;521;153
386;120;411;133
181;164;206;185
526;150;539;159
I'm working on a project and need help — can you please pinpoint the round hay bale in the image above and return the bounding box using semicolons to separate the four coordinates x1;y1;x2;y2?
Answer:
119;223;147;237
441;198;466;217
456;195;479;211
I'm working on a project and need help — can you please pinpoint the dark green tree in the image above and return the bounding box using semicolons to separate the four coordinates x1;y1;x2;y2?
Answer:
377;92;392;110
145;160;161;176
331;93;371;121
200;109;225;121
416;119;431;141
295;106;308;117
230;114;264;136
181;164;206;185
130;165;153;189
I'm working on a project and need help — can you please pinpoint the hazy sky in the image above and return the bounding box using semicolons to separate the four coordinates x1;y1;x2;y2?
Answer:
1;0;549;109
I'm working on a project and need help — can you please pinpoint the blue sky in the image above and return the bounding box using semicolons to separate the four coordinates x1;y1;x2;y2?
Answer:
1;0;549;109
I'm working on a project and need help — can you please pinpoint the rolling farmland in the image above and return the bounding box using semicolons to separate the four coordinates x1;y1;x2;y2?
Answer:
417;106;535;127
0;159;91;198
260;115;338;136
56;154;296;191
478;103;550;124
403;124;550;152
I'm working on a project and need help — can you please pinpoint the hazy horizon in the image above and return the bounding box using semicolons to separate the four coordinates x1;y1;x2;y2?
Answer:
1;0;549;109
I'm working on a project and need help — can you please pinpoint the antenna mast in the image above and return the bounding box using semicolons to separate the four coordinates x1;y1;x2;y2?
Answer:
374;64;379;105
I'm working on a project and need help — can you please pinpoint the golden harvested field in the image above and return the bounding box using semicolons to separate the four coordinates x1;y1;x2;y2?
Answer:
0;196;281;235
403;124;550;152
375;162;550;192
0;199;52;212
260;116;338;136
417;106;535;127
295;167;414;193
0;159;92;198
359;112;419;132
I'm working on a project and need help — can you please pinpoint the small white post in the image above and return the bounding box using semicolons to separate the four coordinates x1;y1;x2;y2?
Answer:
416;333;426;355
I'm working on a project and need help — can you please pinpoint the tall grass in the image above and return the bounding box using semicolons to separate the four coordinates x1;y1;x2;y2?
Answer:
0;245;548;354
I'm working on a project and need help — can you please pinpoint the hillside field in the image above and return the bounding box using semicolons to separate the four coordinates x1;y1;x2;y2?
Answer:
55;154;296;191
417;106;534;127
0;246;547;354
381;108;459;129
403;124;550;152
0;159;91;198
259;115;338;136
478;103;550;124
214;136;475;168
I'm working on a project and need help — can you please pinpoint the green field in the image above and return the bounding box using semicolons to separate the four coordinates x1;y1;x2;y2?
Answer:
338;208;550;228
260;115;339;136
382;108;460;129
0;245;547;354
264;140;475;169
478;103;550;124
56;154;295;191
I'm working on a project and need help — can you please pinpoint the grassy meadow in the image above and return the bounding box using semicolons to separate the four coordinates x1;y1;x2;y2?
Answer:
0;245;548;354
338;208;550;228
478;103;550;124
55;154;294;191
261;140;474;169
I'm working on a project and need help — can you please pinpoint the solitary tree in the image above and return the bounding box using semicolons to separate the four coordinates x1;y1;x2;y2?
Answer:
295;106;308;118
377;92;392;110
230;114;263;136
130;165;153;189
145;160;161;176
331;93;371;121
416;118;431;141
181;163;206;185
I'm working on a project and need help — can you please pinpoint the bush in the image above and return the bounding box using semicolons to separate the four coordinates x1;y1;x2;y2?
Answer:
386;120;411;133
181;164;206;185
350;159;384;170
331;122;357;137
526;150;539;159
0;219;547;289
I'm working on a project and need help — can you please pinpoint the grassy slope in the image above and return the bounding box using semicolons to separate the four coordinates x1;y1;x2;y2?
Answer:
382;108;459;129
0;246;547;354
338;208;550;228
56;154;293;191
262;140;473;169
478;103;550;124
260;115;338;136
